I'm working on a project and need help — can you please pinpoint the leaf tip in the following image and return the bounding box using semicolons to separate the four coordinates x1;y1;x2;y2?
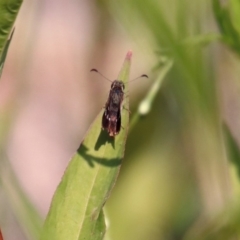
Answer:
126;50;133;60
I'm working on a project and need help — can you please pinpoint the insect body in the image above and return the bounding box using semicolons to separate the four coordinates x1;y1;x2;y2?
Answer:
91;68;148;137
102;80;125;137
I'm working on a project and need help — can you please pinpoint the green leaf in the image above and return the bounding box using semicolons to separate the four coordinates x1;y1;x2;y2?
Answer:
0;28;14;77
230;0;240;35
223;124;240;179
40;51;132;240
0;0;23;66
212;0;240;55
0;0;22;52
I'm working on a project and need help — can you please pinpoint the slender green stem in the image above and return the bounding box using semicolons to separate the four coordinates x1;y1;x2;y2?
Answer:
129;59;173;131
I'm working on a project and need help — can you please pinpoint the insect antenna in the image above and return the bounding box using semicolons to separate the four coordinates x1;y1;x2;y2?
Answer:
90;68;113;83
126;74;148;84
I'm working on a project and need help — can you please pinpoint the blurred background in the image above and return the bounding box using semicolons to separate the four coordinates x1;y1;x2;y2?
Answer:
1;0;240;239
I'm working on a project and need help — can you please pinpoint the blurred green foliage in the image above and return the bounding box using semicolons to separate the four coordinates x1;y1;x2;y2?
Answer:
213;0;240;56
102;0;240;240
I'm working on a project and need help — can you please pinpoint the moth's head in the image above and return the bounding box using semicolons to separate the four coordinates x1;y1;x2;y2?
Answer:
111;80;125;91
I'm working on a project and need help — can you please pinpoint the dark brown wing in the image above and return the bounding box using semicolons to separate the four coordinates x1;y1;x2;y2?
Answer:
102;92;111;130
115;108;121;135
102;109;109;130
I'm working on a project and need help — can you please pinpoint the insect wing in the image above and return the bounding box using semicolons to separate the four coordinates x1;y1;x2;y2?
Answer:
102;109;109;130
102;92;112;130
116;109;121;135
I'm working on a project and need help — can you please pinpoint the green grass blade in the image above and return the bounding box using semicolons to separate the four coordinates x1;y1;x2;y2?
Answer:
223;124;240;179
212;0;240;55
40;51;132;240
0;28;14;77
0;0;23;64
130;59;173;130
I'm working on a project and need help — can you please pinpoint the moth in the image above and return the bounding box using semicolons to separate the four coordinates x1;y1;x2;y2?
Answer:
91;68;148;137
102;80;125;136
